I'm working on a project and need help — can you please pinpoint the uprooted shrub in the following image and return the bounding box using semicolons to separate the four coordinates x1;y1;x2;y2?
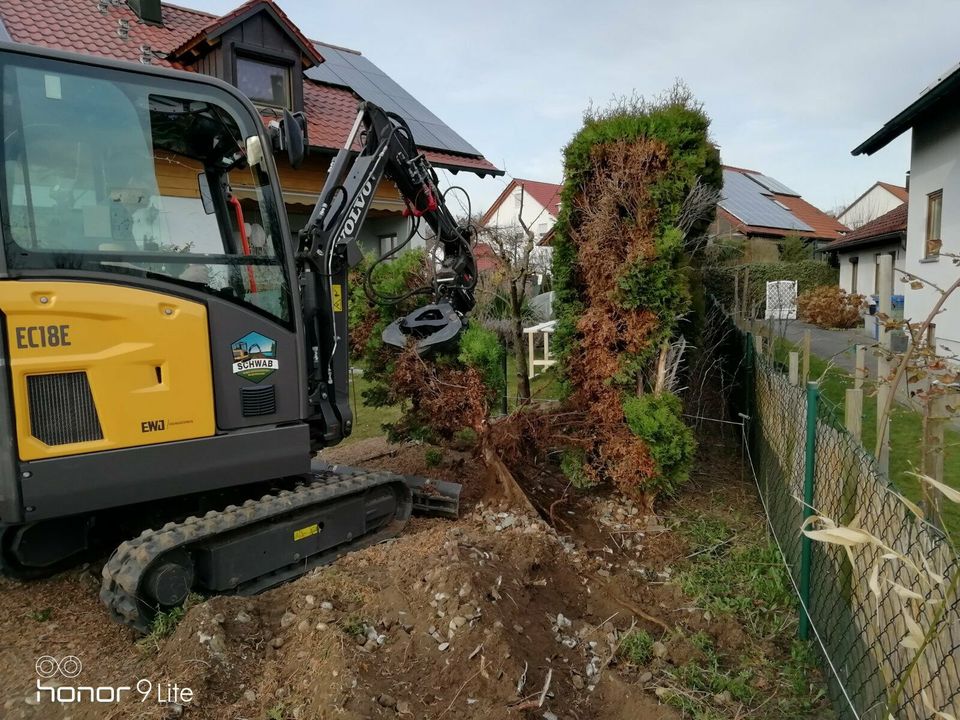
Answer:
549;85;721;503
350;250;503;442
798;285;865;329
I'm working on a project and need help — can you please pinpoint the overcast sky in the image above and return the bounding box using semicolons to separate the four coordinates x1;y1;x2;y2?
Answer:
197;0;960;216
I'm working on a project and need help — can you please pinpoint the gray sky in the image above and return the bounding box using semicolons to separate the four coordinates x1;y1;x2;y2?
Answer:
196;0;960;217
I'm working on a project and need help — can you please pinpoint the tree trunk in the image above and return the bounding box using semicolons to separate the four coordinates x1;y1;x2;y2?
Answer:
509;283;532;403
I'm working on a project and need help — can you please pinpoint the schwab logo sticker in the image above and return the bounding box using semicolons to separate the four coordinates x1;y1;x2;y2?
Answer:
231;331;278;383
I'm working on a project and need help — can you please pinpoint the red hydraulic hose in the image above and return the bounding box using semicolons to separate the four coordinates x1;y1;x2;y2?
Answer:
227;194;258;293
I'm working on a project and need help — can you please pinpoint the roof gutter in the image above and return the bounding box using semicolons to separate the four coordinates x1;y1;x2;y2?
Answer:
852;69;960;156
827;229;906;253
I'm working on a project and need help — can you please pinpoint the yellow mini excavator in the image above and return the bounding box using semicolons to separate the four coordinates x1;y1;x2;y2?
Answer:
0;42;477;630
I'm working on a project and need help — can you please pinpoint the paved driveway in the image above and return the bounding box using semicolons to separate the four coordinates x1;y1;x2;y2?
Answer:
779;321;876;375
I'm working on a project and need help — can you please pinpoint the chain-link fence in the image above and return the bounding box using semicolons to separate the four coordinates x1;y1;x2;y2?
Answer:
718;309;960;720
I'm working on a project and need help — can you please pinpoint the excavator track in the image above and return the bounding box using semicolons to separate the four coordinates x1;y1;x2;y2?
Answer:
100;469;412;633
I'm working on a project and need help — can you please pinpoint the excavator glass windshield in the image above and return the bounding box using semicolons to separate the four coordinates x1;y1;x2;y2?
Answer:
0;53;292;323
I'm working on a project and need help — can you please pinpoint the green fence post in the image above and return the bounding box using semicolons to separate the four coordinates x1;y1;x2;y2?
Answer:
799;381;819;641
743;332;754;441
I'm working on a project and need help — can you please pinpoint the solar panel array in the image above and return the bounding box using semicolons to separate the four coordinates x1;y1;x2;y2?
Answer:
719;169;813;231
306;43;480;156
745;172;799;197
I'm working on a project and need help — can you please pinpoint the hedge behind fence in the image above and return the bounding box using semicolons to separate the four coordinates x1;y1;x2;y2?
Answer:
704;261;838;314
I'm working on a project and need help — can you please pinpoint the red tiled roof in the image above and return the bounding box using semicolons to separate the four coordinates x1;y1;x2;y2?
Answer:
769;194;849;241
473;243;502;273
876;181;909;203
0;0;496;174
0;0;211;67
480;178;563;226
520;179;562;218
824;202;908;251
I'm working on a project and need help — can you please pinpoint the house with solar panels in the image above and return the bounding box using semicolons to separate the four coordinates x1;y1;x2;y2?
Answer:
853;60;960;356
0;0;501;259
712;166;848;262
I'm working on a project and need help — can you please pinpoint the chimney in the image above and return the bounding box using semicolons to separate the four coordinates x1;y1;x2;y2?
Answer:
905;170;910;191
128;0;163;26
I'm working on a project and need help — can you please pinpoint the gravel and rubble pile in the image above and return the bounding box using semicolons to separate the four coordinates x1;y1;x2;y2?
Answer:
93;502;678;720
0;435;824;720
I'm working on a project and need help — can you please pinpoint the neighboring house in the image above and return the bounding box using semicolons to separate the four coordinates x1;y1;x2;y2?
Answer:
478;178;560;283
0;0;500;259
824;203;907;298
854;60;960;355
712;166;849;262
838;181;909;230
481;178;562;242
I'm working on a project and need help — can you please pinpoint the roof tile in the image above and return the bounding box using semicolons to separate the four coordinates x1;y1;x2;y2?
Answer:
824;202;907;251
0;0;496;174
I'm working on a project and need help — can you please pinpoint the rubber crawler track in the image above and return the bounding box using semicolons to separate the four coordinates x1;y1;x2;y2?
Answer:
100;470;412;632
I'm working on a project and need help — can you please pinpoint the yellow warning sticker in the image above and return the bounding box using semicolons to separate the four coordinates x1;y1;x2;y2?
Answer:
293;523;319;542
332;285;343;312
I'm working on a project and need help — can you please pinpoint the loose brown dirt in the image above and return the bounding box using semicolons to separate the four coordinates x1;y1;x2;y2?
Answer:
0;425;807;720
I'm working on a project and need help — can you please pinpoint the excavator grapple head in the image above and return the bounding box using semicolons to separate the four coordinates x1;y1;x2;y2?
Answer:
381;299;464;353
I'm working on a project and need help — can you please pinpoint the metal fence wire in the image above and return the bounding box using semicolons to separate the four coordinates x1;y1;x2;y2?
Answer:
718;310;960;720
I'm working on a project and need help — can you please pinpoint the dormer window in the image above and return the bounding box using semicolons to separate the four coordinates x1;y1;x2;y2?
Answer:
236;56;292;108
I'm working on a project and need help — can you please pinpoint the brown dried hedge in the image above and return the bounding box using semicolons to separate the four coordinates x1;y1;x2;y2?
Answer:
798;285;865;329
549;88;721;504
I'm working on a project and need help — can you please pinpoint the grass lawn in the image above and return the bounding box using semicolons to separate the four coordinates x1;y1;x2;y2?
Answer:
504;352;561;410
345;369;402;443
772;339;960;541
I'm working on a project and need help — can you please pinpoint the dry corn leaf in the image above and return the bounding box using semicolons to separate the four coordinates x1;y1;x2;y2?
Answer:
888;582;924;603
802;527;874;547
911;472;960;504
922;689;958;720
901;613;925;650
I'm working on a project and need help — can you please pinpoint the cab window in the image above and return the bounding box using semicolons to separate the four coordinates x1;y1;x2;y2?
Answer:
0;56;291;323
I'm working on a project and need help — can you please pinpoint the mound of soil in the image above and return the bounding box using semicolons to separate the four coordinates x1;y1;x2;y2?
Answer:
0;428;808;720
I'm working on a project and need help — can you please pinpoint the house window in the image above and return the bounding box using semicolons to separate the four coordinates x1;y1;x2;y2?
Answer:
379;233;398;258
236;56;291;108
849;257;858;294
538;222;549;237
926;189;943;257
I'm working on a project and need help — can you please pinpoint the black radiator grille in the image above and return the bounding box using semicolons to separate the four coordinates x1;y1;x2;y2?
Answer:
27;372;104;446
241;385;276;417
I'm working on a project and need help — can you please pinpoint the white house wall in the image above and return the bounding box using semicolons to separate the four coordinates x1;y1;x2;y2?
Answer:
484;188;557;241
905;111;960;354
837;243;905;297
839;186;904;229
